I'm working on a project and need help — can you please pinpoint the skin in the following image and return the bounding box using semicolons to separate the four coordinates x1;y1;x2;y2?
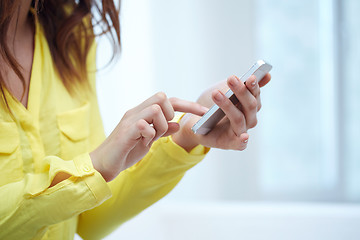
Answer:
172;74;271;152
3;1;271;184
2;0;34;108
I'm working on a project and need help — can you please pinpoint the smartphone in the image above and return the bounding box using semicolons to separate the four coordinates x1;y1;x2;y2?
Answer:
191;60;272;135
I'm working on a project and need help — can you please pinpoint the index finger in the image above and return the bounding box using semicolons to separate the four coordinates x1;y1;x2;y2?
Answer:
169;97;208;117
132;92;175;121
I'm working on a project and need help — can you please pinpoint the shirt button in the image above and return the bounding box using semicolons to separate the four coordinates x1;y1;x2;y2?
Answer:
83;165;91;173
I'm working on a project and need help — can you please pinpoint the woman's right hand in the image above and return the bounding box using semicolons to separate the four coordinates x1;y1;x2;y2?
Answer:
90;92;208;182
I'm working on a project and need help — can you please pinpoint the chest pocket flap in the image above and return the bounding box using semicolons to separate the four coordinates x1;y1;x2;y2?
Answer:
57;102;90;142
57;102;90;160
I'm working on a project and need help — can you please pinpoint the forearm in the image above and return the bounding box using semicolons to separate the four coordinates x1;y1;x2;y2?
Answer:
0;154;111;240
77;136;209;239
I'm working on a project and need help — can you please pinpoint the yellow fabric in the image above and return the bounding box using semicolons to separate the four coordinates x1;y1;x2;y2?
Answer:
0;15;209;240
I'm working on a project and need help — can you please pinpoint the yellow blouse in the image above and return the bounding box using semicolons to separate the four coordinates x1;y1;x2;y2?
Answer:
0;17;209;240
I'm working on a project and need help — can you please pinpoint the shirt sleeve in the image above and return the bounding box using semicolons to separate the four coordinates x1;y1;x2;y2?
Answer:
77;41;210;239
77;135;209;240
0;21;112;239
0;153;111;240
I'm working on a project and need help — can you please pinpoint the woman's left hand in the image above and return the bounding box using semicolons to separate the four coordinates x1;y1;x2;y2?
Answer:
172;73;271;152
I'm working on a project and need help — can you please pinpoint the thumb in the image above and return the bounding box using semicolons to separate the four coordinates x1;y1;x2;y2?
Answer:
162;122;180;137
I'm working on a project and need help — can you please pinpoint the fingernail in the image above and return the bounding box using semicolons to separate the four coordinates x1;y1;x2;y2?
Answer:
251;79;257;88
214;91;223;101
243;138;248;143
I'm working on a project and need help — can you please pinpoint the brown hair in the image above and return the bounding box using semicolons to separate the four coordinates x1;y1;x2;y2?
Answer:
0;0;121;109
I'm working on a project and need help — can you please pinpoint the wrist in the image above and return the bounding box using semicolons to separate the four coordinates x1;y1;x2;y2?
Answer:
172;114;200;152
90;149;114;182
49;172;71;187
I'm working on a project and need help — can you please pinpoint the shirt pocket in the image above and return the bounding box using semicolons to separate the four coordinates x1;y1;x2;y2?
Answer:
0;121;23;186
57;102;90;160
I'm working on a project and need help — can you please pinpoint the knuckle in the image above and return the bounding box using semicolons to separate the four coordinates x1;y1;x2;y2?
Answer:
221;98;232;109
136;119;147;131
169;97;177;104
234;115;245;126
150;104;162;115
155;92;167;103
238;83;247;94
248;118;258;129
248;99;258;110
124;108;134;117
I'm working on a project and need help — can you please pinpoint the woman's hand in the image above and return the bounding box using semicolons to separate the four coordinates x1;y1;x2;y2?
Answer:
90;92;207;182
172;73;271;152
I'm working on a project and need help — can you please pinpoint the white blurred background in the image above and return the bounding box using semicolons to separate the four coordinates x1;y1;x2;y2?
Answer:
78;0;360;239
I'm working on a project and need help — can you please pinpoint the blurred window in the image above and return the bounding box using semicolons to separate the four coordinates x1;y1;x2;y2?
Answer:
257;0;360;201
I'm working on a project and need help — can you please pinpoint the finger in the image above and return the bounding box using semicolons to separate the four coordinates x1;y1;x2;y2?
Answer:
212;90;247;136
245;75;260;97
132;92;175;121
170;97;208;116
134;119;156;146
234;133;249;151
149;122;180;146
162;122;180;137
245;76;262;112
140;104;169;141
258;73;271;88
227;75;258;129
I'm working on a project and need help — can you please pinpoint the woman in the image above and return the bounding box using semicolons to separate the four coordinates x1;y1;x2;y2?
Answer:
0;0;271;239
